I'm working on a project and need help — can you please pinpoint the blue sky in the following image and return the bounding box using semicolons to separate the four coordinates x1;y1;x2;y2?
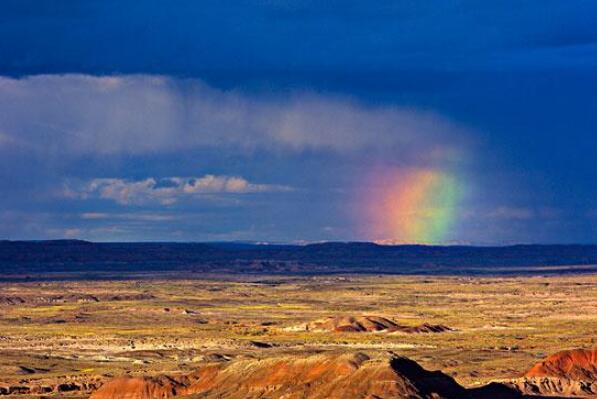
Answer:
0;1;596;243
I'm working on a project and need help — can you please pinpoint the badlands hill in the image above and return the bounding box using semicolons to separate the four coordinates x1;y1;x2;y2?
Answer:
90;352;542;399
90;349;597;399
511;348;597;397
89;375;183;399
526;348;597;380
305;315;452;333
91;352;469;399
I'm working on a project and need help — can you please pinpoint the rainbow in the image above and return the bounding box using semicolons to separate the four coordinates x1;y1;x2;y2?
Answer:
359;168;462;244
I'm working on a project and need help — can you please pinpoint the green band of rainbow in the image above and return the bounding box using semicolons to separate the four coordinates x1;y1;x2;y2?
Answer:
360;168;462;244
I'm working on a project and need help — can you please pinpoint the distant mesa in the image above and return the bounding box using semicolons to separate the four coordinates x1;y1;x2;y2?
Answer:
510;348;597;397
304;315;452;334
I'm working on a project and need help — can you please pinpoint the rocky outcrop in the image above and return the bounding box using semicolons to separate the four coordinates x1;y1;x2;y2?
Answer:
510;376;596;397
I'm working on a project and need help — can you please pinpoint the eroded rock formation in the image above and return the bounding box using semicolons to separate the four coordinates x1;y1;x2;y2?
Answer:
91;352;470;399
509;348;597;397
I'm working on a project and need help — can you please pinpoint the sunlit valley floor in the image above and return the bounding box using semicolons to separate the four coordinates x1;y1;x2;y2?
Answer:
0;274;595;397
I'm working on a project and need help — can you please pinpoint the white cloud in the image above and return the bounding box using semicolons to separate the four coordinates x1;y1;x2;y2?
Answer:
0;74;468;160
67;175;291;205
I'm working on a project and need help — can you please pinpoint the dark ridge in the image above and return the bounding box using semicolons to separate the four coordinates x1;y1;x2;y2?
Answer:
1;240;597;278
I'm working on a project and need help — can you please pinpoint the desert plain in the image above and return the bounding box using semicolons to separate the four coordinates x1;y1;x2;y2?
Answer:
0;273;595;397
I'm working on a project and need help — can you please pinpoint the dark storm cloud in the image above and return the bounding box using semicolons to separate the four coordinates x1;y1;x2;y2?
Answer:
2;0;597;77
0;1;595;243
